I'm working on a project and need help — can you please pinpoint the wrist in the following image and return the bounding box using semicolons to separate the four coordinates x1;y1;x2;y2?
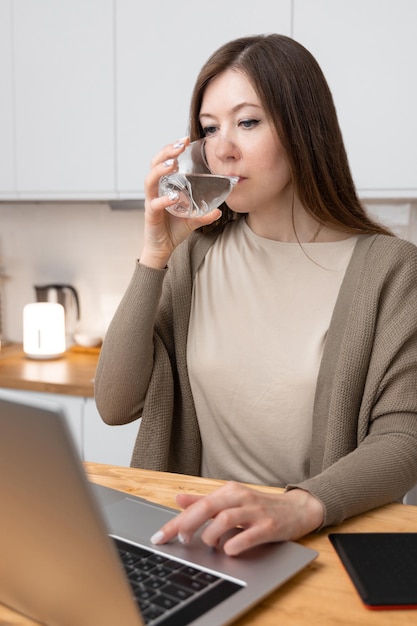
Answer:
139;249;170;270
284;488;325;535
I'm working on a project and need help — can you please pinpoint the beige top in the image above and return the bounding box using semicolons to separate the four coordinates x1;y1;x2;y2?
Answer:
188;219;357;485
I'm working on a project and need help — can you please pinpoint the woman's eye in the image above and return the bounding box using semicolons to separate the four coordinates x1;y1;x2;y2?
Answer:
239;119;260;129
202;126;218;136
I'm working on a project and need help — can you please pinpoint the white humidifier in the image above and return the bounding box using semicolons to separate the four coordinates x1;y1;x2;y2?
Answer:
23;302;66;359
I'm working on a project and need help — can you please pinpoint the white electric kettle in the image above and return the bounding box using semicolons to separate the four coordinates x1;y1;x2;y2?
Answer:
34;284;80;345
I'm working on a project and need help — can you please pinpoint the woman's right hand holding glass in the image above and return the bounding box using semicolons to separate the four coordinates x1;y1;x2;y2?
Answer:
140;138;222;270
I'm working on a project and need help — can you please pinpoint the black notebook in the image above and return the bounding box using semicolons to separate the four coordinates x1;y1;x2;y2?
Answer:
329;533;417;610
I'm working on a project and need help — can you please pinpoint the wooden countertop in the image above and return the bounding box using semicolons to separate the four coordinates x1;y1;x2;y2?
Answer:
1;463;417;626
0;343;99;397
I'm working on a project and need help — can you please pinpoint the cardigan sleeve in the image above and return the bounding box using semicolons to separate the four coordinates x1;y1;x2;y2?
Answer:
94;231;215;472
94;261;168;425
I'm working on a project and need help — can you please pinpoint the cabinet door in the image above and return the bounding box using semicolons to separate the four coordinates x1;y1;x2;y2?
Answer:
13;0;114;198
293;0;417;197
0;0;15;195
115;0;292;197
83;397;139;467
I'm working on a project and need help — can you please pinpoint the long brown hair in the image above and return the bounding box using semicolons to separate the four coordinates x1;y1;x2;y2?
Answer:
189;34;392;236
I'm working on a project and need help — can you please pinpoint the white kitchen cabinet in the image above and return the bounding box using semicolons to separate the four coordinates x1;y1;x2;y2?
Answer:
82;397;139;467
12;0;114;199
0;388;84;456
293;0;417;197
1;0;415;201
115;0;292;197
0;0;15;194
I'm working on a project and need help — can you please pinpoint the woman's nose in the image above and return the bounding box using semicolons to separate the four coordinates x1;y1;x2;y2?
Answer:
215;135;240;159
206;135;241;167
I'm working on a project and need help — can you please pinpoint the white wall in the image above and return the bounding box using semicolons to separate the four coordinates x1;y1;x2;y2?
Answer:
1;200;416;344
0;202;145;342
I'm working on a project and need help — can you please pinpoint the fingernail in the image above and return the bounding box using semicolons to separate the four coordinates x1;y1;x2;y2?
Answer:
163;158;175;167
178;533;189;545
173;136;188;148
168;190;179;201
150;530;165;545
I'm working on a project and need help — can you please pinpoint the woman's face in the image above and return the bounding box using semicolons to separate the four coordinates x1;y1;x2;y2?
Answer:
199;68;293;216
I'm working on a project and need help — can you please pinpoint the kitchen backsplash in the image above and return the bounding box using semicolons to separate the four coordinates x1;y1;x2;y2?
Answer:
0;202;143;343
0;200;416;343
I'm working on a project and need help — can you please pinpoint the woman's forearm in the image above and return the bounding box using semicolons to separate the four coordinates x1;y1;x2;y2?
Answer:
95;262;167;425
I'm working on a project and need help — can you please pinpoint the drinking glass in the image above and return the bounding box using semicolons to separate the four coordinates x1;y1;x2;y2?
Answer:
158;136;241;218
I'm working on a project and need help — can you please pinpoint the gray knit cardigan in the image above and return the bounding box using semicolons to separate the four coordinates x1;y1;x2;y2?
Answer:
95;232;417;528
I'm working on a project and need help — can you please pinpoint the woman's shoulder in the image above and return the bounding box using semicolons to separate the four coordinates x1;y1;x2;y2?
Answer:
359;233;417;264
171;229;222;276
353;234;417;289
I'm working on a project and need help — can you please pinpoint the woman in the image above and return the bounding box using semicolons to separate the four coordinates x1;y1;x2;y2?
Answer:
95;34;417;556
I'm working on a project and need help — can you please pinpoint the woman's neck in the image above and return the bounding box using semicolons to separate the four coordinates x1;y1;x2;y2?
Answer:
245;207;322;243
244;194;354;243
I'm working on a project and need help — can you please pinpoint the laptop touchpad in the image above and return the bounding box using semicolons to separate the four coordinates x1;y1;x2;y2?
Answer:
103;497;177;540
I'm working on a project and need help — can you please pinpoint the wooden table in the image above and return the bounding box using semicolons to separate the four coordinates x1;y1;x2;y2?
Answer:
1;463;417;625
0;343;99;397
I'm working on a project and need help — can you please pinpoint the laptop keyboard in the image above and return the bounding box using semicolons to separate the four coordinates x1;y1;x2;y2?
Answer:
114;537;242;625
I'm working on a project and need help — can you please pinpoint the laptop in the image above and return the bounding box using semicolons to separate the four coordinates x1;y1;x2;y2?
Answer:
0;391;318;626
